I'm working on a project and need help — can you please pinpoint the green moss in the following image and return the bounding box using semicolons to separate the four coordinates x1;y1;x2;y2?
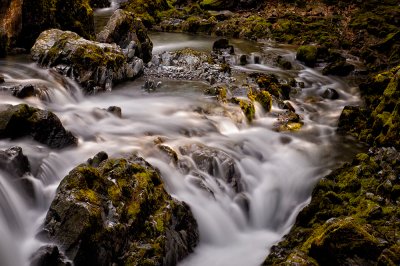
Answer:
231;98;255;122
296;45;318;67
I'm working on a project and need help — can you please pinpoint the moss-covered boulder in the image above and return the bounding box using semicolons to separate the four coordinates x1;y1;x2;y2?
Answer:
338;65;400;149
264;147;400;265
0;104;77;149
231;97;256;122
96;9;153;63
296;45;318;67
41;152;199;266
31;29;144;92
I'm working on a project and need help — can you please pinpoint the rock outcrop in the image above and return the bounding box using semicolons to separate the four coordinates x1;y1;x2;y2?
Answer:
38;153;199;266
0;104;77;149
31;29;144;92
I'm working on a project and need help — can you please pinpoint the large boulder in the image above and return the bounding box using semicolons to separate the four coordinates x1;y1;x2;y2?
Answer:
264;147;400;265
39;153;199;266
0;0;95;50
0;104;77;149
31;29;144;92
97;9;153;63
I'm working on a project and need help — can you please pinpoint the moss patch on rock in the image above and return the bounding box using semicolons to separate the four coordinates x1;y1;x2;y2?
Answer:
43;153;199;266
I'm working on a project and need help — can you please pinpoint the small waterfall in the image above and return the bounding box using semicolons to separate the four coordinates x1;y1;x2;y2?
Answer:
0;33;363;266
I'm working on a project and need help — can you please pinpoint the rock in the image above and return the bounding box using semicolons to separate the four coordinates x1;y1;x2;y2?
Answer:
0;84;38;98
322;88;340;100
41;153;198;266
0;146;30;177
296;45;318;67
264;147;400;265
0;75;4;83
106;106;122;118
31;29;144;92
96;9;153;63
30;245;71;266
179;144;243;192
276;55;292;70
322;60;355;76
239;54;247;65
200;0;237;11
204;85;228;102
212;38;235;54
0;146;35;198
0;104;78;149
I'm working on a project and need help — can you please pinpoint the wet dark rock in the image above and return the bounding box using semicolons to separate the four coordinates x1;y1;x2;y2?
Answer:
30;245;71;266
106;106;122;118
0;104;78;149
41;153;198;266
322;88;340;100
96;9;153;63
142;79;162;91
0;84;38;98
179;143;243;192
31;29;144;92
322;60;355;76
212;38;235;54
0;146;30;177
276;55;292;70
264;147;400;265
0;75;5;83
239;54;247;65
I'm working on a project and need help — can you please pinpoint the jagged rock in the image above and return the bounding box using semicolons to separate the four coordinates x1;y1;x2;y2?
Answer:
0;104;78;149
41;153;198;266
30;245;71;266
96;9;153;63
31;29;144;92
0;84;38;98
0;146;30;177
179;143;243;192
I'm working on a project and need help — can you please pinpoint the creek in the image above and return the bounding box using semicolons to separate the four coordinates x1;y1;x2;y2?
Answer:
0;4;364;266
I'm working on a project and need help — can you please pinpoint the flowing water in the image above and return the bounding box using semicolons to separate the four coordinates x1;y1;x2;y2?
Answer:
0;4;364;266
